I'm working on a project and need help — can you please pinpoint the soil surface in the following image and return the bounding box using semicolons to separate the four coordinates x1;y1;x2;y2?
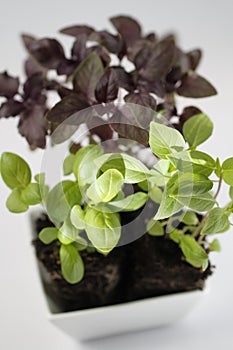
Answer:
33;212;212;313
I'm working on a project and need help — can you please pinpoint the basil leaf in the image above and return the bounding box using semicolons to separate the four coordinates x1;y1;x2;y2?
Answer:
39;227;58;244
183;113;213;148
168;150;215;176
96;192;147;213
87;169;124;204
85;207;121;254
58;216;80;244
63;153;76;176
222;157;233;186
149;122;185;159
147;219;164;236
209;239;221;252
180;235;209;270
60;244;84;284
70;205;85;230
176;192;215;212
201;208;230;235
47;180;81;225
73;51;104;101
73;144;103;187
21;183;42;205
6;188;29;213
95;153;150;184
181;211;199;226
1;152;31;189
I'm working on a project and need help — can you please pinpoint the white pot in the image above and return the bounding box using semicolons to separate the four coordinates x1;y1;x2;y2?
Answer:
26;211;206;341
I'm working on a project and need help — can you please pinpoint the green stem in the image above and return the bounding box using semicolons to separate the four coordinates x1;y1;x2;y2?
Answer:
214;175;223;199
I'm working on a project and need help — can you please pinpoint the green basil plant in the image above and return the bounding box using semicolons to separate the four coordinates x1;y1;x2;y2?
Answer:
1;115;233;283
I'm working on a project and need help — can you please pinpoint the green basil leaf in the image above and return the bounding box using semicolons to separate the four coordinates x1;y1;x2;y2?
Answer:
1;152;31;189
149;185;163;204
149;159;170;187
70;205;85;230
73;144;104;187
47;180;82;225
215;158;222;178
58;216;80;244
180;235;209;270
168;150;215;176
181;211;199;226
169;229;183;243
95;153;149;184
39;227;58;244
183;113;213;148
201;208;230;235
147;219;164;236
222;157;233;186
175;192;215;212
229;187;233;200
87;169;124;204
85;207;121;254
209;239;221;252
96;192;147;213
149;122;185;159
6;188;29;213
60;244;84;284
21;183;42;205
63;153;76;176
154;195;183;220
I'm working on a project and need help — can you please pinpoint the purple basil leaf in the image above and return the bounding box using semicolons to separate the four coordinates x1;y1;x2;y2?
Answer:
57;59;77;76
18;104;48;148
0;72;19;98
90;31;124;56
145;33;158;42
177;72;217;98
110;15;142;47
166;67;183;85
124;92;157;110
73;52;104;102
56;86;74;99
46;93;90;124
60;25;94;37
139;38;176;81
23;73;44;100
86;45;111;67
110;109;149;145
21;34;36;51
71;34;88;63
134;45;152;70
24;58;44;77
174;48;190;74
69;142;82;154
0;99;23;118
28;38;65;69
112;66;135;92
186;49;202;70
87;116;113;140
95;68;119;103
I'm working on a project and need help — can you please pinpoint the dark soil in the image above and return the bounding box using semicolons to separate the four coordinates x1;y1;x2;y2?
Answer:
33;211;212;313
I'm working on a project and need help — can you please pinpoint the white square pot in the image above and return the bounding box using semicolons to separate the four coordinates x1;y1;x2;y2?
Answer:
26;212;206;341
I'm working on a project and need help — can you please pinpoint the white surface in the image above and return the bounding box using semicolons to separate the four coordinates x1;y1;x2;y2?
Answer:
0;0;233;349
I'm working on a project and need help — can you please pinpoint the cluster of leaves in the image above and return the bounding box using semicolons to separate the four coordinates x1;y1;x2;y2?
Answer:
0;15;217;148
1;114;233;283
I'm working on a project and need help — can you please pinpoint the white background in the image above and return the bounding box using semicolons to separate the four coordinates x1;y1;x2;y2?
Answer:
0;0;233;349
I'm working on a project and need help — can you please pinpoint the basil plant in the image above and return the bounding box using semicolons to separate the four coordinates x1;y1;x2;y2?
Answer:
1;113;233;284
